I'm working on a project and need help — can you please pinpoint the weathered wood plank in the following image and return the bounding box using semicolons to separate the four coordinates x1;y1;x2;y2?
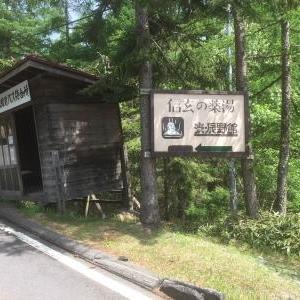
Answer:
34;96;123;203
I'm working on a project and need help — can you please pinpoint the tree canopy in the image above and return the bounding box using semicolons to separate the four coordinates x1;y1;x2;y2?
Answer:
1;0;300;221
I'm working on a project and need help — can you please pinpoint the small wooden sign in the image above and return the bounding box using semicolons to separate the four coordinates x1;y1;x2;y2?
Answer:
0;81;31;114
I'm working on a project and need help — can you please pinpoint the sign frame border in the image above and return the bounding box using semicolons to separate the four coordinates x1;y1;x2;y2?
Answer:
0;80;31;114
150;89;249;158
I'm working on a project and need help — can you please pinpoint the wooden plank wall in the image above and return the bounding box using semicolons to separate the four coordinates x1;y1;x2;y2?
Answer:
31;75;123;203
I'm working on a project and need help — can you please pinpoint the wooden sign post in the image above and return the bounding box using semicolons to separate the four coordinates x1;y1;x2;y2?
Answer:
51;150;66;215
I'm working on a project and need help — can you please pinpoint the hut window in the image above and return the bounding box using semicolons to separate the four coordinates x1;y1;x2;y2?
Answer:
0;127;4;167
8;125;17;164
0;119;20;191
0;123;16;167
0;147;4;167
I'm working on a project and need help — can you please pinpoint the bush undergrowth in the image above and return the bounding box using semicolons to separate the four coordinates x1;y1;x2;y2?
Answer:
17;200;44;216
197;212;300;256
17;200;300;257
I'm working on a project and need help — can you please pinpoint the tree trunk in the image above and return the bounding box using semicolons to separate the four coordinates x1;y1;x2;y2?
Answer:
120;144;133;211
233;8;258;218
163;158;170;221
177;189;186;221
135;2;160;227
228;159;238;212
226;4;238;213
275;20;291;214
63;0;70;44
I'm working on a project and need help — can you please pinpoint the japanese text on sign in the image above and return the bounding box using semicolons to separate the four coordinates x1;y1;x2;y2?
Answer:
194;122;238;136
168;98;235;114
152;92;246;155
0;81;31;114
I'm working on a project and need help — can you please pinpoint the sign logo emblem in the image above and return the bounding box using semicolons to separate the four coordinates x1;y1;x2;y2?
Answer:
162;117;184;139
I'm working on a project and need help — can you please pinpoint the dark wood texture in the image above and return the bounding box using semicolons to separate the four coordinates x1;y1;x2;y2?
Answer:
32;78;123;203
0;55;98;92
0;58;125;204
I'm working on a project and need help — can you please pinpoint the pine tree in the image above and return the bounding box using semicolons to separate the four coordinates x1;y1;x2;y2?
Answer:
135;0;160;227
233;5;258;218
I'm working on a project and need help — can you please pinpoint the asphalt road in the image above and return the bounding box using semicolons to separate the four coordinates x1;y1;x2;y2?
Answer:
0;220;158;300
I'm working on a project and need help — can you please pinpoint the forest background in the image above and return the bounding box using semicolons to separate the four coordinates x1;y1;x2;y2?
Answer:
1;0;300;255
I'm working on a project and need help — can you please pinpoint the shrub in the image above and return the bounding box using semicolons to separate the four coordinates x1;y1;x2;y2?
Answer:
185;187;229;225
18;200;44;215
198;212;300;256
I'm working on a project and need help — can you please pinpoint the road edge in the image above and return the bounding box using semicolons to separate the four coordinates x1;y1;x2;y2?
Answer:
0;204;224;300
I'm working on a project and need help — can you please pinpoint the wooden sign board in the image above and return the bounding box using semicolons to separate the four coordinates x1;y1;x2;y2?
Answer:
0;81;31;114
151;90;246;157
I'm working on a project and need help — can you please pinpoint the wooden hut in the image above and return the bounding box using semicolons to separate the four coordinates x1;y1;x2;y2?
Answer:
0;55;127;206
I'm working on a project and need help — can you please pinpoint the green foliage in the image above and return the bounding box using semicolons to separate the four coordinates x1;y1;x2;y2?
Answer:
3;0;300;254
287;159;300;212
185;187;230;223
84;75;137;102
200;212;300;256
18;200;44;216
0;57;15;72
0;1;64;59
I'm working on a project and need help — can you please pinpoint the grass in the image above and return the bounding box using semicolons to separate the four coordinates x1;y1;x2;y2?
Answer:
19;203;300;300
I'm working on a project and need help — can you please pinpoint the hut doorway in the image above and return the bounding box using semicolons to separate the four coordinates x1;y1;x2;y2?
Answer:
14;106;43;194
